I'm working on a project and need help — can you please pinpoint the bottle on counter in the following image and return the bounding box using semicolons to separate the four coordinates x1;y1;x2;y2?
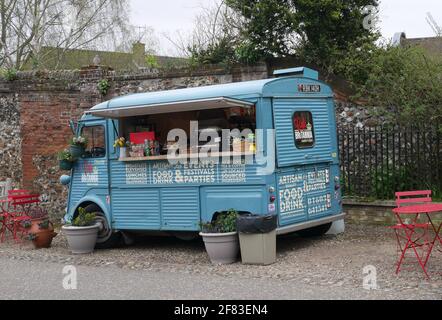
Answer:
144;139;151;157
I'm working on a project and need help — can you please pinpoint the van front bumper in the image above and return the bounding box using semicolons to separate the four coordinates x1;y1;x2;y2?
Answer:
276;213;346;236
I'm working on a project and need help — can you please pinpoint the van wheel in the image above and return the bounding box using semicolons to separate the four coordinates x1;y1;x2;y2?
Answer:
296;223;332;238
83;204;121;249
172;232;199;241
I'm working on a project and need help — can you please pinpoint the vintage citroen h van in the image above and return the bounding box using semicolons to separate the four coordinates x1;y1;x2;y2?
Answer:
62;67;344;247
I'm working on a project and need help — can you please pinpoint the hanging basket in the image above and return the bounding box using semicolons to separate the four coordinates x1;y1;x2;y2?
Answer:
59;159;73;171
70;145;85;159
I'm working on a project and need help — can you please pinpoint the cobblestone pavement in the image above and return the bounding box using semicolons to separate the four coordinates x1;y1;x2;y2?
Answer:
0;223;441;299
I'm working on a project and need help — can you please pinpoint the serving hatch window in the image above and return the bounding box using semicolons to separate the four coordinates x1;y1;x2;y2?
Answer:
118;105;256;156
293;111;315;149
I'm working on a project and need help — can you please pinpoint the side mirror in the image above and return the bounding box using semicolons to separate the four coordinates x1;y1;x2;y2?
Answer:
69;120;77;135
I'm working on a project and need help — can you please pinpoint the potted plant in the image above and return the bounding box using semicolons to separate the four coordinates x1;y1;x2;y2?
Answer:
62;207;99;254
114;137;129;160
24;207;57;249
69;135;88;159
199;209;239;265
57;149;74;170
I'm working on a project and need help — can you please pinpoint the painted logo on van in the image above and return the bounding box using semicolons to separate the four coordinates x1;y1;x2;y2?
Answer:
124;161;247;185
278;168;331;218
81;160;99;185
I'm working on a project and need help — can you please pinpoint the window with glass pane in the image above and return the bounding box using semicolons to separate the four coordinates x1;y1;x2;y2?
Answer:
293;111;315;148
81;126;106;158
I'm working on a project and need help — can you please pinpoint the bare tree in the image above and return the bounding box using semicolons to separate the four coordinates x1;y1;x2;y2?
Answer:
112;25;159;54
0;0;150;70
165;0;243;58
426;12;442;37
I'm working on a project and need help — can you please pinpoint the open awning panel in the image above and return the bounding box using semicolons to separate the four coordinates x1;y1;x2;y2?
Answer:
87;97;255;119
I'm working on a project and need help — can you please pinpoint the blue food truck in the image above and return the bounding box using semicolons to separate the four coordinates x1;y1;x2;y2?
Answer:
62;67;344;247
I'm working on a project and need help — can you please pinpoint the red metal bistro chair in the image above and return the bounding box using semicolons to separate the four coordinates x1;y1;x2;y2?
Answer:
0;190;30;242
0;199;12;243
389;190;432;277
9;194;40;242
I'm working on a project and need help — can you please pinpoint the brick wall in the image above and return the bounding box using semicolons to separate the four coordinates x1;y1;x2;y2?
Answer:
0;64;269;217
344;200;442;225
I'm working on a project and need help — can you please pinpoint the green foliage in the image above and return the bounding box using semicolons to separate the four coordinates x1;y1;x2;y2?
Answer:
226;0;297;61
200;209;239;233
69;135;88;148
25;233;37;241
72;207;96;227
293;0;380;73
221;0;380;68
188;37;237;66
38;219;50;230
1;68;18;81
347;46;442;125
364;164;442;201
21;220;32;229
97;79;111;96
145;54;159;69
57;149;74;162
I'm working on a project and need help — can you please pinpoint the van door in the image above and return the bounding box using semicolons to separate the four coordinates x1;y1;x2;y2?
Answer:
69;122;109;212
273;98;336;226
273;98;334;167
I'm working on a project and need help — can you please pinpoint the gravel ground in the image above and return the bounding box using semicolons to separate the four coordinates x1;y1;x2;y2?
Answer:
0;223;441;299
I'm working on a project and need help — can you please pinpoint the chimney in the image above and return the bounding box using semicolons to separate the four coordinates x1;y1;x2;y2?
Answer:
132;42;146;68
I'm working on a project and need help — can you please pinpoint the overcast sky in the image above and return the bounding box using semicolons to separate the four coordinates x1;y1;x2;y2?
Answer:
130;0;442;56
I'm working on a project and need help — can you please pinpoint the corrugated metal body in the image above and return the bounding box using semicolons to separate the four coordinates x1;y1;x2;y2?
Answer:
277;164;335;227
161;188;200;230
273;98;333;167
68;159;109;213
111;188;161;230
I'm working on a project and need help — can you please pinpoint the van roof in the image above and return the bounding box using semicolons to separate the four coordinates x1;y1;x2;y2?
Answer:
86;72;332;119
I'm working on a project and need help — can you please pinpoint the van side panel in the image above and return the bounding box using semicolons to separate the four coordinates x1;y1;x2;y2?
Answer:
200;185;268;223
161;187;200;231
112;188;161;230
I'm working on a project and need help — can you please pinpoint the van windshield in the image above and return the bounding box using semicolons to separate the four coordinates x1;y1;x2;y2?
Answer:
81;125;106;158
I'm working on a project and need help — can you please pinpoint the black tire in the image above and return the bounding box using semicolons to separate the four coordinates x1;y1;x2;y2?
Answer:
296;223;332;238
171;232;199;241
83;204;122;249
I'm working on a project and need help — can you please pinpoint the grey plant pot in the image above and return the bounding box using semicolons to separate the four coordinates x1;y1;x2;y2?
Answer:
62;224;100;254
199;232;239;265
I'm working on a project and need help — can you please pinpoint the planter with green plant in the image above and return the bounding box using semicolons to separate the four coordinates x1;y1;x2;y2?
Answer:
24;207;57;249
62;207;99;254
97;79;111;96
58;149;74;170
69;136;88;159
199;209;239;264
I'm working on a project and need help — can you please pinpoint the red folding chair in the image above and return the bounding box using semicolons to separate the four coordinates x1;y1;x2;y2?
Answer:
0;190;30;242
8;192;39;243
389;190;432;277
0;199;12;243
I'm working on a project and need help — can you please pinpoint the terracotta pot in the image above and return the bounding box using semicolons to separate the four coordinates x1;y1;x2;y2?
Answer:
32;229;58;249
28;218;57;249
